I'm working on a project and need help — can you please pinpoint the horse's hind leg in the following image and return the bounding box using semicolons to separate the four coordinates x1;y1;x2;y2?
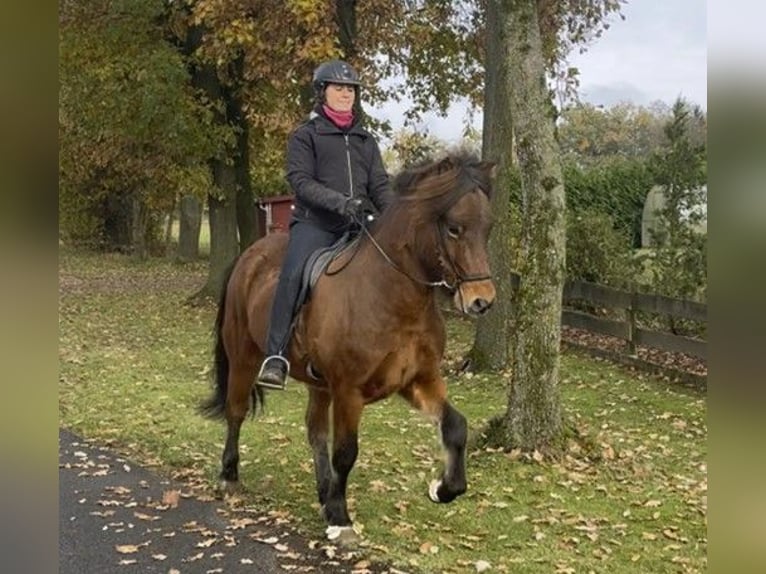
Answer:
400;377;468;503
305;388;332;507
220;361;257;491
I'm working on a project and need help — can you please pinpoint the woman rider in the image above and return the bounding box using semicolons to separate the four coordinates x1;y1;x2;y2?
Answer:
257;59;390;389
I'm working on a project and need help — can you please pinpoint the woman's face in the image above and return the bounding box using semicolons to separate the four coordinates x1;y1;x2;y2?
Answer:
324;83;355;112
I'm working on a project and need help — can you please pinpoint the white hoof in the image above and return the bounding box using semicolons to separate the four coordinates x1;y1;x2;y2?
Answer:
325;525;359;544
429;479;442;502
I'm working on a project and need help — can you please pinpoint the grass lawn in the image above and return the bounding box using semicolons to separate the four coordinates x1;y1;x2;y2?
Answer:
59;250;707;573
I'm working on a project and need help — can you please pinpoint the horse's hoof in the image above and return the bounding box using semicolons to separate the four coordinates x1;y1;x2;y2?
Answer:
219;479;241;496
428;479;443;502
325;525;360;545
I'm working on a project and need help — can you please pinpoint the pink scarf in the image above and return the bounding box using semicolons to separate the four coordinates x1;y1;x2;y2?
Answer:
323;104;354;129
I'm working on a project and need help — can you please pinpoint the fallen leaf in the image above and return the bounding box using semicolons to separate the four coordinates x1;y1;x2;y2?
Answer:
115;545;140;554
162;490;180;508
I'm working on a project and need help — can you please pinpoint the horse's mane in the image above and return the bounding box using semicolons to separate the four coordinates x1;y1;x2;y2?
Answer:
389;152;494;217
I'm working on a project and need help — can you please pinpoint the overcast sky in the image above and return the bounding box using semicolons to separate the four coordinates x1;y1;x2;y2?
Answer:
374;0;708;144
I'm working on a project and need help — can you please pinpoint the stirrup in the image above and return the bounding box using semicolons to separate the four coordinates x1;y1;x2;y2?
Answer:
256;355;291;390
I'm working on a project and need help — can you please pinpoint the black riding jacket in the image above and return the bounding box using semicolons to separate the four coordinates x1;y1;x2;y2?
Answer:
286;108;390;232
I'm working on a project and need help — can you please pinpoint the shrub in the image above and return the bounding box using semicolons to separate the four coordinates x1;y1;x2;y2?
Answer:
566;211;633;287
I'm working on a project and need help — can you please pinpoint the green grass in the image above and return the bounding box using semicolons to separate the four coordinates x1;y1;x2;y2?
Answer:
59;250;707;573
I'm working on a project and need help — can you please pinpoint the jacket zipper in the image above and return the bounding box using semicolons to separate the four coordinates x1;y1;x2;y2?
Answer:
344;134;354;198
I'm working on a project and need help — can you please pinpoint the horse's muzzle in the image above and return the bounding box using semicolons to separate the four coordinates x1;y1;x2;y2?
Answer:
469;297;493;315
455;280;496;317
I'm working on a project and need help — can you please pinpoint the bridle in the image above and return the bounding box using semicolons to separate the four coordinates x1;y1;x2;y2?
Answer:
356;213;492;294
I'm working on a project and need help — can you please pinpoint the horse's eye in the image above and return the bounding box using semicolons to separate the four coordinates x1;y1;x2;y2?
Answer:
446;225;461;239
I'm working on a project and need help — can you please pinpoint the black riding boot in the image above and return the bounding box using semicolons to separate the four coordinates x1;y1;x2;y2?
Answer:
257;221;343;390
258;355;289;389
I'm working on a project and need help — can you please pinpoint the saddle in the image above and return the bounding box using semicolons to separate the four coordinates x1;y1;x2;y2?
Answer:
295;232;361;312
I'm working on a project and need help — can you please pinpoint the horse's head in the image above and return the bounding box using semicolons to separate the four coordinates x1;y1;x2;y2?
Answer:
393;154;497;317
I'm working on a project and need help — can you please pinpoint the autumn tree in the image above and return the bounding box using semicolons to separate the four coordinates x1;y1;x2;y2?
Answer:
59;0;221;255
557;101;671;167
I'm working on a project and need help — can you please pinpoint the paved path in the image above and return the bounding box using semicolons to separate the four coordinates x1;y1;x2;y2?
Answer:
59;429;398;573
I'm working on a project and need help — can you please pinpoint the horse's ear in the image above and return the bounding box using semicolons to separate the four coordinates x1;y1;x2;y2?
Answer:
479;160;497;179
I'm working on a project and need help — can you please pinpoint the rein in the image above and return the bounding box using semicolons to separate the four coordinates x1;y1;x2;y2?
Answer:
356;214;491;292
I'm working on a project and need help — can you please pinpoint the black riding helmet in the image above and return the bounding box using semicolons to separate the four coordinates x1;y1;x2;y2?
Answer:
312;60;361;102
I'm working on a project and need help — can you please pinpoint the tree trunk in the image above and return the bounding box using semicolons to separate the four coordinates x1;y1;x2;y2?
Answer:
336;0;357;60
131;192;148;260
197;160;239;300
231;54;258;252
500;0;566;452
233;128;256;255
102;191;132;252
470;0;515;371
177;194;202;262
186;26;241;301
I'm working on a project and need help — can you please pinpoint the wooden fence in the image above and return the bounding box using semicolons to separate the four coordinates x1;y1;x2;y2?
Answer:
561;279;707;360
509;274;707;386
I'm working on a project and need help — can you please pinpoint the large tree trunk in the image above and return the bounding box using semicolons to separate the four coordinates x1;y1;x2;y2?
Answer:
202;159;239;298
186;26;241;301
102;191;132;252
231;54;258;252
470;0;515;371
499;0;566;452
177;194;202;262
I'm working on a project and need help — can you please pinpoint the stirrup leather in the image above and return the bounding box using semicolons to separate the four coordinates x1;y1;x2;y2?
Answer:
256;355;291;390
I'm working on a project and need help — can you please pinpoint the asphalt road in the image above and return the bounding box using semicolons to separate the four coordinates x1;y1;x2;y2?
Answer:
59;429;398;573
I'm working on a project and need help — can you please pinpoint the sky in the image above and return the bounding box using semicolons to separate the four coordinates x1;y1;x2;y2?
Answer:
373;0;708;144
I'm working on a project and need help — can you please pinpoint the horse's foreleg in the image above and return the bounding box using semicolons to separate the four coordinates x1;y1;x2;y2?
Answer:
305;388;332;507
429;401;468;503
400;379;467;503
323;392;363;542
220;363;256;491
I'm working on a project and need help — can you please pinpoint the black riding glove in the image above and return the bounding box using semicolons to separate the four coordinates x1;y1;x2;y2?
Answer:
343;197;379;223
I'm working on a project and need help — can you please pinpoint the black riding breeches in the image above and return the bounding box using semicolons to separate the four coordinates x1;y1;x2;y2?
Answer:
265;221;344;356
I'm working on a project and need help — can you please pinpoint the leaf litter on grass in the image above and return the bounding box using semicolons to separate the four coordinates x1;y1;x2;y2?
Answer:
60;250;707;573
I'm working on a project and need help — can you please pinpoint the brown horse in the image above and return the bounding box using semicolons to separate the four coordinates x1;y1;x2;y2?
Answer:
202;153;496;542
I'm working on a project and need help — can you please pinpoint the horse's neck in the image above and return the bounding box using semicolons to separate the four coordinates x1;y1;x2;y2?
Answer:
379;212;440;269
358;221;439;309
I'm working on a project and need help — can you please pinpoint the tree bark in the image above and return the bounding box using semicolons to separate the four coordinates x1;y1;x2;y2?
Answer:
102;191;132;252
500;0;565;451
177;194;202;262
470;0;515;371
335;0;357;60
203;159;240;298
186;26;241;301
231;54;258;252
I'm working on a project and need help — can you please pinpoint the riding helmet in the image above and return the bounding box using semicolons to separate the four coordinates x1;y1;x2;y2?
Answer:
312;60;361;100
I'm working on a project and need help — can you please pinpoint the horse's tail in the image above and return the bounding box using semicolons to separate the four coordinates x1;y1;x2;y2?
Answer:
200;259;264;419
